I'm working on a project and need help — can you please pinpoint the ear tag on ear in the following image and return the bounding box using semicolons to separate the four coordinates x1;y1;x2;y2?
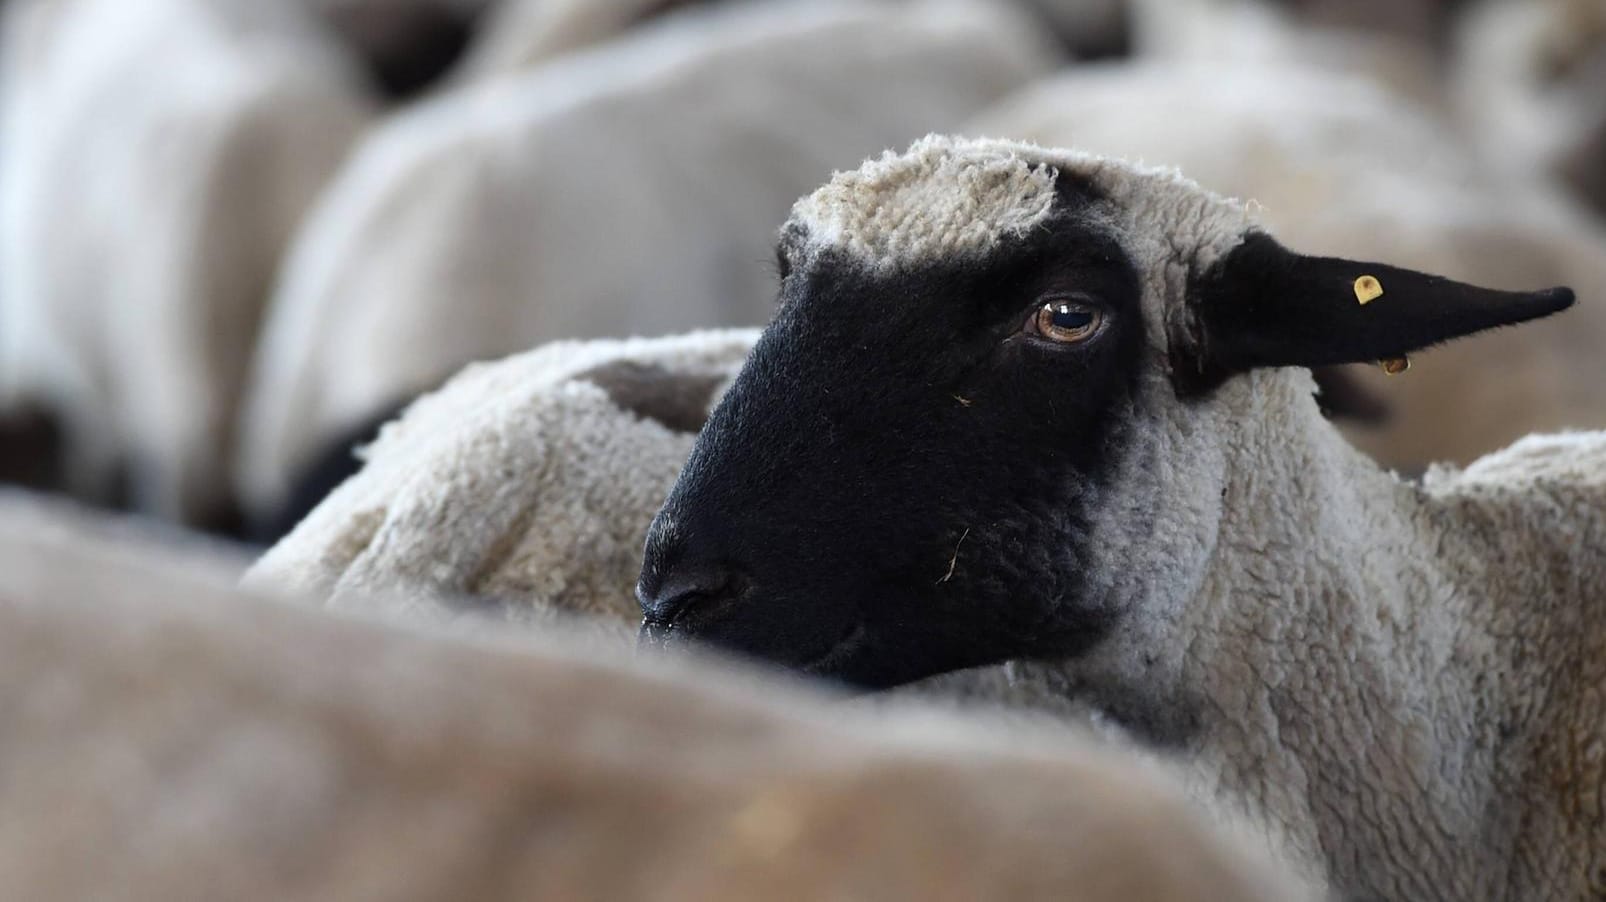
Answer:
1379;356;1410;375
1354;275;1384;305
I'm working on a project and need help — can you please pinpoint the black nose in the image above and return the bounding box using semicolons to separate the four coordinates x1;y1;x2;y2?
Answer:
636;563;744;635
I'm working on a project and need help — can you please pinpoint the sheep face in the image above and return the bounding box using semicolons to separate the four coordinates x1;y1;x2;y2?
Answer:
637;136;1575;691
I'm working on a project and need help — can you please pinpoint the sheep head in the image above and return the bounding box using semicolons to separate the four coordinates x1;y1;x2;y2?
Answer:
636;135;1575;691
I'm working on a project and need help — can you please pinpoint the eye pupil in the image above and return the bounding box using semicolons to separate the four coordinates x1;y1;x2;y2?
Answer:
1032;300;1103;344
1051;305;1093;330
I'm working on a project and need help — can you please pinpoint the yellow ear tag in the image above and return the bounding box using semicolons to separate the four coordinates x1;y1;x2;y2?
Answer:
1379;356;1410;375
1354;275;1384;304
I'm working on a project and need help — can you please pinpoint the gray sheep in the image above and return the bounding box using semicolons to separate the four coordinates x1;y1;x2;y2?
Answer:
0;490;1315;902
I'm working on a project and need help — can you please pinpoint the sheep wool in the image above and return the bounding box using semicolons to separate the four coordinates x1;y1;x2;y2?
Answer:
235;0;1058;524
789;139;1060;272
0;491;1319;902
0;0;375;524
244;330;756;630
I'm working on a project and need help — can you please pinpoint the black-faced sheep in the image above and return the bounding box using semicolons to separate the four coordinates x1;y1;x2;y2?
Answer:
638;136;1604;900
0;491;1315;902
234;0;1057;534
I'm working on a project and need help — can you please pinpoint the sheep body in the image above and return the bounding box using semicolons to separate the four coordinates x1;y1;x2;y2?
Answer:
0;491;1315;902
235;0;1057;522
244;329;755;627
1453;0;1606;218
0;0;374;523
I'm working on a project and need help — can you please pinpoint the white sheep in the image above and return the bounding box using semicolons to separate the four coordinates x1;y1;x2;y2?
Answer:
0;490;1316;901
450;0;692;80
234;0;1058;529
634;135;1605;900
1452;0;1606;218
1125;0;1446;109
244;329;754;632
457;0;1131;81
969;60;1606;468
0;0;376;525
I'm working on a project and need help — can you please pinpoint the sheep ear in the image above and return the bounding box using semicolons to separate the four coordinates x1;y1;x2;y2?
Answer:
1174;231;1576;396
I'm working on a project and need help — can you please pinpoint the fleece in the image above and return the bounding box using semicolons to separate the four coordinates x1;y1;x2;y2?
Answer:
0;0;375;525
784;135;1606;900
234;0;1057;522
1454;0;1606;218
245;330;757;631
970;60;1606;468
0;491;1317;902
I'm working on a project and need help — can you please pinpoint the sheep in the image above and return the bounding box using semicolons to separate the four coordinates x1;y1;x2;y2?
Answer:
234;0;1059;532
1452;0;1606;219
244;329;756;631
0;0;375;526
242;325;1114;730
1125;0;1446;109
0;490;1316;901
636;135;1605;900
456;0;1130;82
450;0;705;80
968;60;1606;468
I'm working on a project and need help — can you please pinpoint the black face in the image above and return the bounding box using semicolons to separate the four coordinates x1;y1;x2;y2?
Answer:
636;178;1147;689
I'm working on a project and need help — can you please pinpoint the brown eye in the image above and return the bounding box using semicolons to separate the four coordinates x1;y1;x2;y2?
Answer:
1031;300;1104;344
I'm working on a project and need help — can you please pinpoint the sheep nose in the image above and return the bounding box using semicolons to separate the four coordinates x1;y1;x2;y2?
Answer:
636;563;744;642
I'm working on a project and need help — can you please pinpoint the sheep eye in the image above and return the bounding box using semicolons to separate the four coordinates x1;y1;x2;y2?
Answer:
1029;299;1104;344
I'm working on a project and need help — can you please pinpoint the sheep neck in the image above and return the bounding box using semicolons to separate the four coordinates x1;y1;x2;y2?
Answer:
1165;372;1601;900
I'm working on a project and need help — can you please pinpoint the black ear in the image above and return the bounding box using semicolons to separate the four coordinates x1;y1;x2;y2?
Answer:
1174;231;1576;396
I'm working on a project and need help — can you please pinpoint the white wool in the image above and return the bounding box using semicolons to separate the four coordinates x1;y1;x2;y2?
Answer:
969;61;1606;468
0;0;375;523
1126;0;1444;109
235;0;1057;520
790;135;1060;272
0;492;1318;901
1453;0;1606;216
451;0;680;80
246;330;757;629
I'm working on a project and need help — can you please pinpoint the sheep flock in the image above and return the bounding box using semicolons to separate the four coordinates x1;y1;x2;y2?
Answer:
1;1;1603;899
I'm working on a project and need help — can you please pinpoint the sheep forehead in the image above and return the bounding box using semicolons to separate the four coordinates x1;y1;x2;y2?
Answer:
785;135;1242;273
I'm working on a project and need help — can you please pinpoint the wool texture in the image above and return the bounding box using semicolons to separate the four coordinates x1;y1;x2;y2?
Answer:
0;489;1318;902
235;0;1057;521
246;330;757;630
0;0;375;524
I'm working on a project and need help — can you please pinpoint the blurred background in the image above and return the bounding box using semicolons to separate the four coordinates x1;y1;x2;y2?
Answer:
0;0;1601;547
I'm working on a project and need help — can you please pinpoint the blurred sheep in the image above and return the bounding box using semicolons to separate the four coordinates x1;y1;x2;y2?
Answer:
0;0;376;527
235;0;1059;533
970;61;1606;468
1453;0;1606;218
1128;0;1447;109
0;492;1318;902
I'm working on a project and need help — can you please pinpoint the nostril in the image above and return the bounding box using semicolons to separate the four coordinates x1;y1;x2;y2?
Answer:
636;566;743;628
